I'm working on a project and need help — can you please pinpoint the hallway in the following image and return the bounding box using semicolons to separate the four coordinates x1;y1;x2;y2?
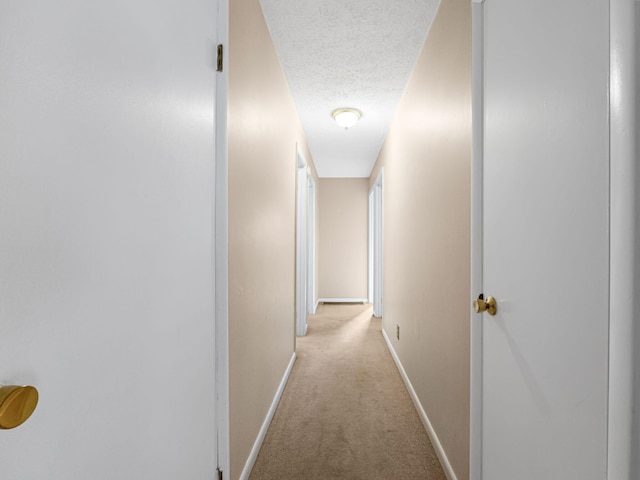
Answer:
249;304;446;479
0;0;637;479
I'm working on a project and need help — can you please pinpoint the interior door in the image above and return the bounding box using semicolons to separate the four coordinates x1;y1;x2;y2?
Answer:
0;2;218;478
480;0;610;478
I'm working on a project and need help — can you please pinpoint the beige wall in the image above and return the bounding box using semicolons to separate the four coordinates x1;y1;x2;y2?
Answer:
229;1;317;477
317;178;369;300
369;0;471;478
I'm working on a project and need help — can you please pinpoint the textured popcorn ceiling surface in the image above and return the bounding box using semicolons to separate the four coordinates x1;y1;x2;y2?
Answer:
259;0;440;177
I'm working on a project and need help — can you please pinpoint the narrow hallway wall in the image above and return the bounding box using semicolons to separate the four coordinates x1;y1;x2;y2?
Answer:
369;0;471;478
229;1;318;477
317;178;369;301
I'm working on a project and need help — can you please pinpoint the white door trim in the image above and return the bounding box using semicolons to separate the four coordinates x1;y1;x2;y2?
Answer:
215;0;230;476
608;0;638;478
296;145;308;336
307;173;316;315
370;169;384;319
470;1;638;478
368;189;375;304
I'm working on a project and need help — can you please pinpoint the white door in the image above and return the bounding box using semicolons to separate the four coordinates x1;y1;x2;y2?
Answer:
477;0;610;478
0;2;219;478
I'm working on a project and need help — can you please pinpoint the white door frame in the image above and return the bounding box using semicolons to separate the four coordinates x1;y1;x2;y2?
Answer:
608;0;638;477
215;0;230;476
369;169;384;318
307;173;317;315
469;0;638;478
368;189;375;304
296;146;309;336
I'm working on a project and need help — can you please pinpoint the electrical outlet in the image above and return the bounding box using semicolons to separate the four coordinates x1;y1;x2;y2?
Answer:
396;325;400;340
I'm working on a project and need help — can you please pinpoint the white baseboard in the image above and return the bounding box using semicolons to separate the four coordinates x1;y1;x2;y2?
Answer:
239;352;297;480
381;329;458;480
318;298;369;304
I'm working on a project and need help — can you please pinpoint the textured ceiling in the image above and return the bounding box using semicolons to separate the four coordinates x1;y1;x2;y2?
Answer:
259;0;441;178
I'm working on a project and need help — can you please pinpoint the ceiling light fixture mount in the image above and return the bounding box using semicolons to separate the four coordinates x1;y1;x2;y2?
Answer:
332;108;362;129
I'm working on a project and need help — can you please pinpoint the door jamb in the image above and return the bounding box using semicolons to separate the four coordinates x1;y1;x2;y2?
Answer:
368;189;375;304
307;173;316;315
296;145;308;336
608;0;638;478
370;169;384;319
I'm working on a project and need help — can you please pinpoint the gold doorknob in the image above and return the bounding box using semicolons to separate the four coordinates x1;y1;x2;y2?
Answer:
473;294;497;316
0;385;39;429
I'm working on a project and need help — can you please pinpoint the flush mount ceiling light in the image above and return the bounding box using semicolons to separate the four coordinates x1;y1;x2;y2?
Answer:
332;108;361;129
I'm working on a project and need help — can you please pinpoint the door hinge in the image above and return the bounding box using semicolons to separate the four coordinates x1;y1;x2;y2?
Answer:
217;467;223;480
217;44;224;72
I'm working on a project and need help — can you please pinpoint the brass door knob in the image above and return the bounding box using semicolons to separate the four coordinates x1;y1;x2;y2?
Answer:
0;385;39;429
473;294;497;316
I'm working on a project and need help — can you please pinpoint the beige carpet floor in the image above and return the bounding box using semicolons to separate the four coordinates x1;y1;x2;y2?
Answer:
249;303;446;480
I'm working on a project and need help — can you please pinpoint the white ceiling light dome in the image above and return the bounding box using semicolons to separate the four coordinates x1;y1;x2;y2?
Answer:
332;108;361;129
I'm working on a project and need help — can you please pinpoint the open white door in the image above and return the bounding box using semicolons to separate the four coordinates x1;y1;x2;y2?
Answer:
471;0;626;478
0;2;222;478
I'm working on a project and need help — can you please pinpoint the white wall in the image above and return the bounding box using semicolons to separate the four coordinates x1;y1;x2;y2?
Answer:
0;2;218;479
